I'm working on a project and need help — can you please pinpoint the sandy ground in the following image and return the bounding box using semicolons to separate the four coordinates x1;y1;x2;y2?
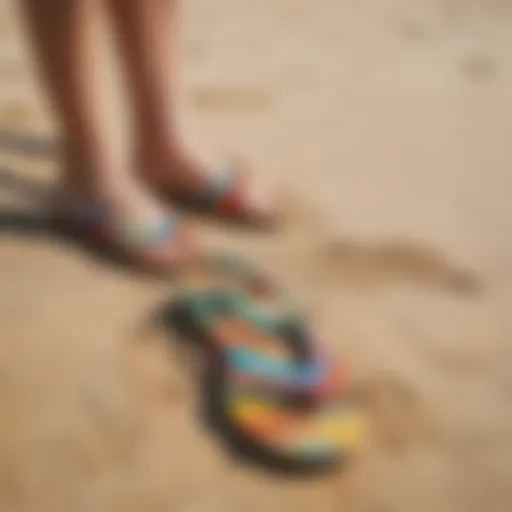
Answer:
1;0;512;510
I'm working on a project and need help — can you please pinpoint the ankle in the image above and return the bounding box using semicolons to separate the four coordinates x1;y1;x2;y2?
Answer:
137;123;193;161
60;139;128;196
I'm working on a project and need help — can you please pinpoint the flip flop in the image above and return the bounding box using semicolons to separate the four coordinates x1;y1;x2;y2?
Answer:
172;287;365;470
175;254;343;397
50;198;190;270
164;164;278;227
175;288;342;393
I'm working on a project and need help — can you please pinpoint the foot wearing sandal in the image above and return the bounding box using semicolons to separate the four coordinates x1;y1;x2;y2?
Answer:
136;143;281;229
50;166;196;273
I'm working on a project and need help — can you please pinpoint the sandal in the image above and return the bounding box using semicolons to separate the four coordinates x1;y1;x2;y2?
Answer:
50;198;191;270
175;288;348;398
170;255;365;469
175;254;335;393
162;164;278;228
172;287;364;470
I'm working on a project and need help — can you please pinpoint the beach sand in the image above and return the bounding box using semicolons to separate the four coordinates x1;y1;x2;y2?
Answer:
1;0;512;510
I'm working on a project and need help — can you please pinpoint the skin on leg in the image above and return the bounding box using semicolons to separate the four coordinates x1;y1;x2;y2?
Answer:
20;0;193;268
107;0;278;224
20;0;118;191
106;0;195;173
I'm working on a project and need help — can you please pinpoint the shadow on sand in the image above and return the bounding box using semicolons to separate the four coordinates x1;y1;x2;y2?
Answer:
0;163;158;276
0;128;58;159
0;126;172;276
0;129;67;248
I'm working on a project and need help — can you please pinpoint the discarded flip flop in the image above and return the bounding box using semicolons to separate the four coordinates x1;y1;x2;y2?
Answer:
174;288;346;397
172;287;364;470
175;254;350;402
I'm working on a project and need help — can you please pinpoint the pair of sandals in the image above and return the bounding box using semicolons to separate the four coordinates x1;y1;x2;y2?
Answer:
171;255;366;471
52;165;276;269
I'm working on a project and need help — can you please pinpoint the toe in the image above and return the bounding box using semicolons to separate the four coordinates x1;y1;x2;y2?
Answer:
144;225;198;270
244;182;281;226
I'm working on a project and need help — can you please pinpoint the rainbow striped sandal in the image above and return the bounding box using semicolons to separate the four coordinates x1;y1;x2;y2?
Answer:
162;164;277;227
51;199;189;270
175;254;347;402
172;259;366;470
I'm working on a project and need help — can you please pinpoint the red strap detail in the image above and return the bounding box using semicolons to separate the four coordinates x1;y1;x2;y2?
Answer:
214;170;248;218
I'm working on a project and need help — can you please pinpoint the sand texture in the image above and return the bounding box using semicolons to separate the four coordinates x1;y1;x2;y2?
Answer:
1;0;512;510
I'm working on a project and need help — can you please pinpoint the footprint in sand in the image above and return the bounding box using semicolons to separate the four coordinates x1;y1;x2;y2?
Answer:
190;86;274;113
316;237;481;294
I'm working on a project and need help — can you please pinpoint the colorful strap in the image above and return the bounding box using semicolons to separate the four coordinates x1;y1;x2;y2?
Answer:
178;288;331;402
230;361;349;400
193;167;247;218
226;390;366;461
71;201;180;248
117;217;179;247
226;347;325;387
199;167;237;208
179;288;301;337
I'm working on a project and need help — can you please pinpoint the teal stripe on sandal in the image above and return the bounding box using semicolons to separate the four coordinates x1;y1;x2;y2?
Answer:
118;217;179;247
197;167;237;209
226;347;325;386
